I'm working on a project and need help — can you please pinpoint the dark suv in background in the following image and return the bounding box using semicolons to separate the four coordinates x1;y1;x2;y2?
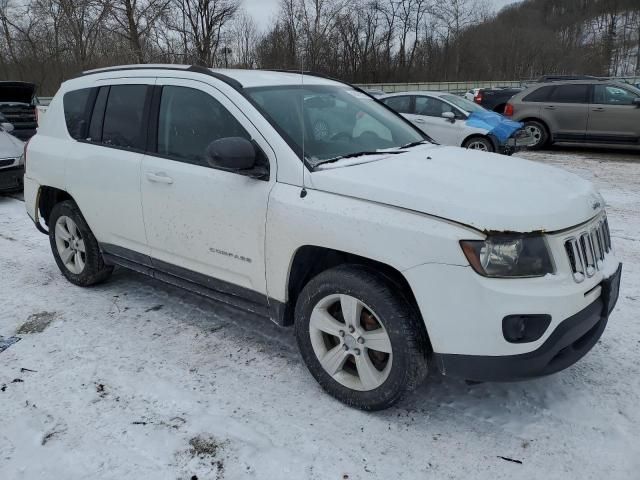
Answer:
505;80;640;149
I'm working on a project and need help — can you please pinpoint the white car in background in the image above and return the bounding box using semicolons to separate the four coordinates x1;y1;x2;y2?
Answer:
380;91;533;154
0;118;24;192
464;88;481;101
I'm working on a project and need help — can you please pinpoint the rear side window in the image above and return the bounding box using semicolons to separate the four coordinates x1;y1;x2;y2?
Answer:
523;86;554;102
548;84;590;103
101;85;148;150
63;88;92;140
382;96;412;114
157;86;250;167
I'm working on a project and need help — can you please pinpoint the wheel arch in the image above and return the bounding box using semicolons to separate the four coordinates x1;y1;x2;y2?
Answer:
281;245;433;352
461;133;497;152
38;186;74;227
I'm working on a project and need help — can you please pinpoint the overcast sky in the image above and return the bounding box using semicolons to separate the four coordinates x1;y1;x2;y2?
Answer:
242;0;522;31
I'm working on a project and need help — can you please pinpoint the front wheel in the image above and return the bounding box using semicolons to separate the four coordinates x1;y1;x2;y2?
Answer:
463;136;495;152
294;265;428;410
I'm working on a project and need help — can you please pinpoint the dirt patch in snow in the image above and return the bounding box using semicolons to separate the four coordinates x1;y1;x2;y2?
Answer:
16;311;56;334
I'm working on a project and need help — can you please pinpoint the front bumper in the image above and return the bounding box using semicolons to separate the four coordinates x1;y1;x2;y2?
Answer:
433;263;622;381
495;129;536;155
0;165;23;192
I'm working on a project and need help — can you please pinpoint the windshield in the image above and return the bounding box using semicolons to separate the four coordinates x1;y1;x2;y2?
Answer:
441;94;486;114
246;85;425;166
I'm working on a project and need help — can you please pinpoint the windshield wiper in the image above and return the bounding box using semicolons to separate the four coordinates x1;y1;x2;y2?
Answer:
399;140;429;149
312;150;404;169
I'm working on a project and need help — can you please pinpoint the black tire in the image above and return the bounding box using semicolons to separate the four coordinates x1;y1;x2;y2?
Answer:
294;265;429;411
48;200;113;286
523;120;549;150
463;136;495;152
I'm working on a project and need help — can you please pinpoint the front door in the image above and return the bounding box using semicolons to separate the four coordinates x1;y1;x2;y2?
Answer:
141;79;276;296
587;84;640;143
407;96;467;146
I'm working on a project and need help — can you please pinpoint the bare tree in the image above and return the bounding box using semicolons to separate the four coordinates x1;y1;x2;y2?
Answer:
171;0;238;66
107;0;170;63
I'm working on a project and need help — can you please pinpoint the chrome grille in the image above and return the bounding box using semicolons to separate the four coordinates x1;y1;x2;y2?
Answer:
564;216;611;283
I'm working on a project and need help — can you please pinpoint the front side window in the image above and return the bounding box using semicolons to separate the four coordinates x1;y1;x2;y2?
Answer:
382;96;412;114
246;85;424;165
548;84;590;103
415;96;455;117
593;85;639;105
63;88;92;140
441;94;485;114
102;85;148;150
157;86;250;167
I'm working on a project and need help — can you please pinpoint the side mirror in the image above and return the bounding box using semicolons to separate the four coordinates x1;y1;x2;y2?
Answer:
205;137;269;180
442;111;456;123
1;122;14;133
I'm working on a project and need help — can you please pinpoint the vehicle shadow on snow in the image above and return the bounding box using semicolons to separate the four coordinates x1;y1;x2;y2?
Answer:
101;266;600;430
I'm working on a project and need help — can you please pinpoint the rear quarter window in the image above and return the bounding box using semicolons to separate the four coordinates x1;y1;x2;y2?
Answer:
63;88;92;139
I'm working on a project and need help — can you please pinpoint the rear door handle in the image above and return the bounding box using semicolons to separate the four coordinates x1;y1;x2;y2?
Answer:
592;107;605;112
145;172;174;184
413;118;426;124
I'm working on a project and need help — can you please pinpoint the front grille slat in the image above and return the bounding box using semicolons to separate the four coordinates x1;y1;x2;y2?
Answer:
564;216;612;283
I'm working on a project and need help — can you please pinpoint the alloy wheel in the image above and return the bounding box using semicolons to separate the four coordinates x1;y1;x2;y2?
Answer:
308;294;392;391
54;215;86;275
466;140;489;151
525;125;543;146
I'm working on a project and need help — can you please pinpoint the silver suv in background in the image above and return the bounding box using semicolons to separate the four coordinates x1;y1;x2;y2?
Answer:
504;80;640;149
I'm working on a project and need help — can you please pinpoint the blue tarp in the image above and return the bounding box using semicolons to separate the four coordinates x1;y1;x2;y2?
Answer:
466;111;523;144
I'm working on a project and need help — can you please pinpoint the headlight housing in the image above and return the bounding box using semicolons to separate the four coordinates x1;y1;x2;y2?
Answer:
460;235;554;278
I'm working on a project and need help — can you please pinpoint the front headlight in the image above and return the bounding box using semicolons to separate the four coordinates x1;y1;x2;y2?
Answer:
460;235;554;278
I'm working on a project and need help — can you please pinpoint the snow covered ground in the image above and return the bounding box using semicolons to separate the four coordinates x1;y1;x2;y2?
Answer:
1;148;639;480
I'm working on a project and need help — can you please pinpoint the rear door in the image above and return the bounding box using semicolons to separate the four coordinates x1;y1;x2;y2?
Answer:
542;84;590;142
64;79;154;256
587;84;640;144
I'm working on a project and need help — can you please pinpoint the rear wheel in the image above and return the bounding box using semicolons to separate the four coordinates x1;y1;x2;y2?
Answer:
463;136;494;152
49;200;113;286
294;265;428;410
523;120;549;150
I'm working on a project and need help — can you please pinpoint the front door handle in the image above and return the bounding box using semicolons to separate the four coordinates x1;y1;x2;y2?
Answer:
544;105;556;110
413;118;426;124
145;172;174;184
592;107;605;112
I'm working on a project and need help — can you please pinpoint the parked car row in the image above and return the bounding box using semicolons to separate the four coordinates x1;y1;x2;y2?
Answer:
377;77;640;152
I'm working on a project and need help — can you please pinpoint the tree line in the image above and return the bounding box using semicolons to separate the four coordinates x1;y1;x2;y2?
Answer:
0;0;639;95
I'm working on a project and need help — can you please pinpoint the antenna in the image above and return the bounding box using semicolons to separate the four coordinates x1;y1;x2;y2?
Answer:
300;55;307;199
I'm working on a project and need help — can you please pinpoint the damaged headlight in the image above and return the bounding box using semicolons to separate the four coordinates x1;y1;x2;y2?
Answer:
460;235;554;278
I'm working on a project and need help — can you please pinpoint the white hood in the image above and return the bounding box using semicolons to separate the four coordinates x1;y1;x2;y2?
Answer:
310;145;602;233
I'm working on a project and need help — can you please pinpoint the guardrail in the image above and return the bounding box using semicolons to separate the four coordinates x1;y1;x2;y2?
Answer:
356;76;640;95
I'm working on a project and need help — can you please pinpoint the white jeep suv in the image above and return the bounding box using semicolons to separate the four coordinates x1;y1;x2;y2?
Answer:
24;65;622;410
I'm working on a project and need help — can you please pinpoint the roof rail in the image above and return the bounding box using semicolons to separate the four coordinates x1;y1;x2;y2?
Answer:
536;75;602;82
74;64;243;90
